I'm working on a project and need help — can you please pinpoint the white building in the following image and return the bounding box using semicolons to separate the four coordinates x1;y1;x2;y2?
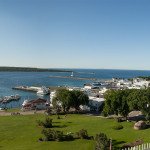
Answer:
133;78;150;88
88;96;105;112
83;84;92;90
99;87;108;94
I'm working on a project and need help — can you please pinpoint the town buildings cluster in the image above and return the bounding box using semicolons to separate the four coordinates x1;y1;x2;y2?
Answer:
21;77;150;112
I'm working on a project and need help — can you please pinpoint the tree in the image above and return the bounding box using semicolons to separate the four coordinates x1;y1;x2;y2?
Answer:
71;90;89;111
103;88;150;120
95;133;109;150
52;89;89;112
103;90;130;119
52;89;71;112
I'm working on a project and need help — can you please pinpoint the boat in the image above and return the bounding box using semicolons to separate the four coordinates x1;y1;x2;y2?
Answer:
37;86;49;95
71;72;74;77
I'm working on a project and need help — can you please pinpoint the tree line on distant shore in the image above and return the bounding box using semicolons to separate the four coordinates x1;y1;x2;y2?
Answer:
103;88;150;120
0;67;71;72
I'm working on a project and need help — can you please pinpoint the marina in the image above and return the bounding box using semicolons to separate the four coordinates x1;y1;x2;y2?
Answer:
0;69;150;109
0;94;21;104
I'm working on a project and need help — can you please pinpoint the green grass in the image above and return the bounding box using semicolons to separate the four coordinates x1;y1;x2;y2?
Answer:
0;114;150;150
6;108;20;112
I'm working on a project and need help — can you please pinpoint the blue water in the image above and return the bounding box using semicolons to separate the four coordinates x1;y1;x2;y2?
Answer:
1;69;150;108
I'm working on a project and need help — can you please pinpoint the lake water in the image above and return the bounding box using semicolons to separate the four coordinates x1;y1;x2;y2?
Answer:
1;69;150;108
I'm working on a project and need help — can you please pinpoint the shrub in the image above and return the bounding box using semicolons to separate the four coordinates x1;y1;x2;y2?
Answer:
95;133;109;150
42;129;64;141
37;120;44;126
76;129;89;139
112;124;123;130
65;132;74;141
37;117;53;128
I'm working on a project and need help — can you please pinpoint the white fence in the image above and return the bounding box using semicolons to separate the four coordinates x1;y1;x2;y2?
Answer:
122;143;150;150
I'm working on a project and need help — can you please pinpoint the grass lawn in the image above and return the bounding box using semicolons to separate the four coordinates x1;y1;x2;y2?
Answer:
0;114;150;150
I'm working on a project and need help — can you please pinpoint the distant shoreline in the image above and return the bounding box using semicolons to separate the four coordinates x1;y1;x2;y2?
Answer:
0;67;72;72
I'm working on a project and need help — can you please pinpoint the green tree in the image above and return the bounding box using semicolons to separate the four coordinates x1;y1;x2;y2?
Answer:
95;133;109;150
103;90;130;119
71;90;89;111
52;89;89;112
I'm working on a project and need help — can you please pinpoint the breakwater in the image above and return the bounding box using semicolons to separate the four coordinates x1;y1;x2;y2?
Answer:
12;86;62;93
49;76;97;81
12;86;41;92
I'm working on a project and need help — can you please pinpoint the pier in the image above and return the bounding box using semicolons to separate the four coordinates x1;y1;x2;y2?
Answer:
12;86;41;93
12;86;61;93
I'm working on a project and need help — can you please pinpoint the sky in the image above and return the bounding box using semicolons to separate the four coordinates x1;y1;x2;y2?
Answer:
0;0;150;70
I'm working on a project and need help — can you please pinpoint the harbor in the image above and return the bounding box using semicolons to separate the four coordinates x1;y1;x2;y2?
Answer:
0;70;150;109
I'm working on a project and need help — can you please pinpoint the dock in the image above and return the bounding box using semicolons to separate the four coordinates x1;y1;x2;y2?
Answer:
12;86;42;93
12;86;59;93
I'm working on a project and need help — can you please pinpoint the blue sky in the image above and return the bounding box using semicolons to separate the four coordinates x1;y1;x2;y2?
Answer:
0;0;150;70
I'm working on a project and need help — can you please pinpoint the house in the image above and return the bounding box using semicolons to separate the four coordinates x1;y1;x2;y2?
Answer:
22;98;48;110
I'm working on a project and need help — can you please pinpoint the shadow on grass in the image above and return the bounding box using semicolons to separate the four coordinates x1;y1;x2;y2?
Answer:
53;121;61;123
112;140;126;150
53;125;68;128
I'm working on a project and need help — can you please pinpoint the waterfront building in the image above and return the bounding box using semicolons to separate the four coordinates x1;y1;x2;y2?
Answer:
22;98;48;110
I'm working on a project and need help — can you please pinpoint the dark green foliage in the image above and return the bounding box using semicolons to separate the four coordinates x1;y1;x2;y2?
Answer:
52;89;89;112
76;129;89;139
103;89;150;119
42;129;64;141
112;124;123;130
103;90;130;118
95;133;109;150
37;120;44;126
37;117;53;128
65;132;74;141
41;129;74;141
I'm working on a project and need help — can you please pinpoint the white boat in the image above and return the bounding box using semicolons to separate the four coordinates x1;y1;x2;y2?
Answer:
37;86;49;95
71;72;74;77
